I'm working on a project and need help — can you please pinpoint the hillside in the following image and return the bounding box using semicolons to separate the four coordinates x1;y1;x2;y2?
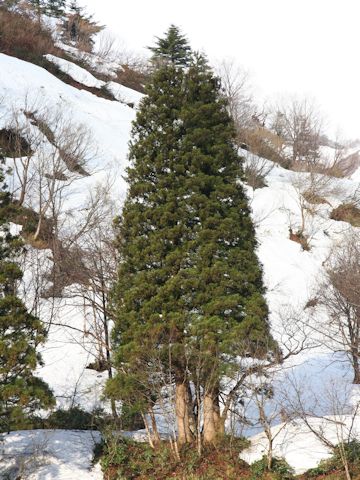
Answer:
1;4;360;480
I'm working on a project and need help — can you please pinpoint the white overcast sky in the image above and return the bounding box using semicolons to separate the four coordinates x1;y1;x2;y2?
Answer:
79;0;360;140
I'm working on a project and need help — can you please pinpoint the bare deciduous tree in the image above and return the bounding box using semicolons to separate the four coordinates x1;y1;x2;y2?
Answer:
286;167;342;249
216;59;254;131
281;374;360;480
315;234;360;383
271;98;324;169
243;152;274;189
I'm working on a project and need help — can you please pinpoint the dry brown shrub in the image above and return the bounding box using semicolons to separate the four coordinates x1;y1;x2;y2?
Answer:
239;126;287;167
0;6;56;63
289;228;310;251
302;190;328;205
115;65;148;94
330;203;360;227
0;128;33;156
0;7;114;101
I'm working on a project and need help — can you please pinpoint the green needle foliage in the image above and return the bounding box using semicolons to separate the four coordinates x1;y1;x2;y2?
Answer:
46;0;66;17
29;0;66;18
109;26;275;442
149;24;192;66
0;158;54;433
179;54;275;383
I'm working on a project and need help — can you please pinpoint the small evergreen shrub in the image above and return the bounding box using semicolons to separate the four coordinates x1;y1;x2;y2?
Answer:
46;406;104;430
119;403;145;431
250;456;294;480
305;440;360;478
100;436;155;479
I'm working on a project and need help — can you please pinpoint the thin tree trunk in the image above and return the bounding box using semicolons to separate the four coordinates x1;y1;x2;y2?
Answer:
187;381;196;435
99;266;118;418
141;412;155;449
34;213;43;241
340;446;352;480
196;383;202;456
351;351;360;384
267;437;273;470
149;407;161;445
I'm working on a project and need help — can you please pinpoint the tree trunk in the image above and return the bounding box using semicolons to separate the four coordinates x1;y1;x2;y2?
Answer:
33;214;43;241
351;351;360;384
100;271;117;419
187;381;196;434
267;438;273;470
141;412;155;449
149;407;161;445
175;382;193;445
213;390;225;437
203;392;217;444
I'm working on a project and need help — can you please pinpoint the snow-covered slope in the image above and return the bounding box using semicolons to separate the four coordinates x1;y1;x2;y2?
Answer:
248;159;358;326
45;54;105;88
0;52;135;197
0;41;360;478
0;430;102;479
241;415;360;473
44;53;143;107
0;52;140;412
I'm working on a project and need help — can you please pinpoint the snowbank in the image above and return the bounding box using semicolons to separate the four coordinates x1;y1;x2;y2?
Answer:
0;430;102;480
241;415;360;474
45;54;105;88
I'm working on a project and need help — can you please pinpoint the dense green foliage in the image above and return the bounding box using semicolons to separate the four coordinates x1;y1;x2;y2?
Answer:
109;26;274;444
305;440;360;478
45;406;107;430
0;158;54;432
148;24;192;66
250;456;294;480
29;0;66;17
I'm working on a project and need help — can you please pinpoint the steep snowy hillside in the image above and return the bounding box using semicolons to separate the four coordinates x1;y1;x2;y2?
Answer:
0;51;140;412
1;37;360;479
0;52;136;194
0;46;142;477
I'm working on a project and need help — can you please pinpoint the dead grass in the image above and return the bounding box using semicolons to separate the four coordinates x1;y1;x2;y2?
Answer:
303;190;329;205
0;128;33;157
115;65;148;93
330;203;360;227
0;6;56;63
0;6;116;101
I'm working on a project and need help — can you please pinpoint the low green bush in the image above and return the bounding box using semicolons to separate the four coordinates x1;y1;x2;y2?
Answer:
305;440;360;477
100;433;250;480
250;455;294;480
46;406;104;430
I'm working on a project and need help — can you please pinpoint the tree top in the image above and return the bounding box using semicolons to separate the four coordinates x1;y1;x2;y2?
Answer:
148;24;192;67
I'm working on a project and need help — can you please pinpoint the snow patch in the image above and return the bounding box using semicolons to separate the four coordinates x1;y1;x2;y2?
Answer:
0;430;102;480
45;54;105;89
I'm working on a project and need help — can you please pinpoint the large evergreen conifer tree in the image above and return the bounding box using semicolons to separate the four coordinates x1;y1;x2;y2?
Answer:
109;27;275;447
0;158;54;432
